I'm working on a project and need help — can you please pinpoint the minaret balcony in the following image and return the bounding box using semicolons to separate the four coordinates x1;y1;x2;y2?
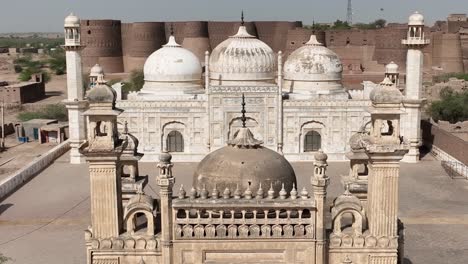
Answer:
401;38;430;46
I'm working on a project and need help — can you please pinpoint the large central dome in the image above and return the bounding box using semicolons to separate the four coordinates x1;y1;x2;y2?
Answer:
209;26;276;85
193;127;296;195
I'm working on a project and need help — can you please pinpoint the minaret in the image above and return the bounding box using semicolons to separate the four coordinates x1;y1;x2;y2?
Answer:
63;13;88;164
365;78;409;262
311;150;330;264
156;151;175;264
401;11;429;163
81;74;124;238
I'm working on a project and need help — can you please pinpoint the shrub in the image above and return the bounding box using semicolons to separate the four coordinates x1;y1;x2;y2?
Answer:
0;253;11;263
428;88;468;123
433;73;468;83
14;64;22;73
17;104;68;122
47;49;66;75
122;69;144;93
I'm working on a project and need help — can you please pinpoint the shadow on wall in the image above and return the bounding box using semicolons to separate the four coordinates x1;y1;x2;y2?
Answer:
0;203;13;216
403;258;413;264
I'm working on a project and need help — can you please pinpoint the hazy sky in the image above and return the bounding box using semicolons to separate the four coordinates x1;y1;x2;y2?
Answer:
0;0;466;33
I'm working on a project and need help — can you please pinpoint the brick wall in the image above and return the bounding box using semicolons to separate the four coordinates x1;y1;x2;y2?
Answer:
422;120;468;165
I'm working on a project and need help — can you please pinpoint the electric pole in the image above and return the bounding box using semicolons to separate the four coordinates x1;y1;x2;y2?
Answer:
347;0;353;25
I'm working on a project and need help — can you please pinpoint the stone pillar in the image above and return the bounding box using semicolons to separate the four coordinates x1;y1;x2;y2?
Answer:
156;152;175;264
311;150;329;264
401;12;430;163
87;158;123;238
205;51;211;152
277;51;284;154
367;151;406;237
64;14;88;164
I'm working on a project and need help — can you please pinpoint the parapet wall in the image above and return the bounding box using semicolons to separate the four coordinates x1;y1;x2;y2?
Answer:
80;18;467;75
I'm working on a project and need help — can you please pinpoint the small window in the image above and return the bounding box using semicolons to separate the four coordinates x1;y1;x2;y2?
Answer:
290;41;295;45
88;30;91;35
167;131;184;152
304;131;321;152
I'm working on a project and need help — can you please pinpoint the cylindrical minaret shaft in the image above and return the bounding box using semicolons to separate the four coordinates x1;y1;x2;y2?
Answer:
63;13;88;164
311;151;329;264
277;51;284;154
156;152;175;264
401;11;430;163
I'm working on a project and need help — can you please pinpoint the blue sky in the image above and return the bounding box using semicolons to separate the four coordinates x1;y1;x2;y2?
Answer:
0;0;466;33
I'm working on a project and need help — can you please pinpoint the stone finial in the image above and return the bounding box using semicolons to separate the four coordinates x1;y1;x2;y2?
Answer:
244;183;253;199
200;185;209;199
279;183;287;199
290;183;298;200
241;10;245;26
178;184;186;199
300;187;309;199
223;187;231;199
267;183;275;199
234;184;242;199
211;184;220;199
189;187;197;199
241;93;247;128
256;183;264;199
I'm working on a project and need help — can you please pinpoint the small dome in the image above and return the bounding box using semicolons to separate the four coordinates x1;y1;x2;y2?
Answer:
193;127;296;195
125;192;154;215
64;13;80;27
408;11;424;26
159;151;172;164
284;35;343;82
87;76;116;103
209;26;276;83
314;149;328;162
369;77;403;104
385;61;398;74
90;64;104;77
143;36;202;83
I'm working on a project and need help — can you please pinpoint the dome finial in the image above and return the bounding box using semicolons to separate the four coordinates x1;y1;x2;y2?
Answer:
241;10;245;26
241;93;247;128
123;121;129;134
170;23;174;36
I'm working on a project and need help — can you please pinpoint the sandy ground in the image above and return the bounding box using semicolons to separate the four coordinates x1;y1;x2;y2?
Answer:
0;152;467;263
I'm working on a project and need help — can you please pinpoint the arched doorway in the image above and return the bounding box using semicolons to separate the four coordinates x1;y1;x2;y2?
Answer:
304;131;321;152
166;131;184;152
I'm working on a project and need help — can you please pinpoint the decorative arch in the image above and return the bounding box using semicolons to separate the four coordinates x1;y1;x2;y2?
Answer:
124;209;155;236
161;121;187;152
167;131;184;152
299;121;325;153
304;131;321;152
332;208;366;236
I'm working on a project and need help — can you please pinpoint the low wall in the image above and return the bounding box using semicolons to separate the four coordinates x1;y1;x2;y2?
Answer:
0;140;70;200
421;120;468;165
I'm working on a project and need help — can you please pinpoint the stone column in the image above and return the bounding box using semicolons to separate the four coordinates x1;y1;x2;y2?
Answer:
87;157;123;238
367;151;406;237
156;152;175;264
277;51;284;154
64;21;88;164
311;150;329;264
205;51;211;152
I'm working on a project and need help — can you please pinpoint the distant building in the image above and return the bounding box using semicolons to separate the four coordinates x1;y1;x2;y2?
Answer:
0;74;45;105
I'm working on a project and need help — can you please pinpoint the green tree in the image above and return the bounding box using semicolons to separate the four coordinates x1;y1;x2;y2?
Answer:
48;49;66;75
332;20;351;30
429;88;468;123
0;253;11;264
122;69;144;93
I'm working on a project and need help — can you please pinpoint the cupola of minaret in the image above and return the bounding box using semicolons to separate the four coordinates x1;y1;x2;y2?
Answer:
64;13;81;47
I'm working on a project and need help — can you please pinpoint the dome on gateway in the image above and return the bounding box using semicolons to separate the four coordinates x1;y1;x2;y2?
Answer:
143;35;202;83
284;35;343;82
209;25;276;84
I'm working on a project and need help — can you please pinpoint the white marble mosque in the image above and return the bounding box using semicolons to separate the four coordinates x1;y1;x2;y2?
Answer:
64;11;430;264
